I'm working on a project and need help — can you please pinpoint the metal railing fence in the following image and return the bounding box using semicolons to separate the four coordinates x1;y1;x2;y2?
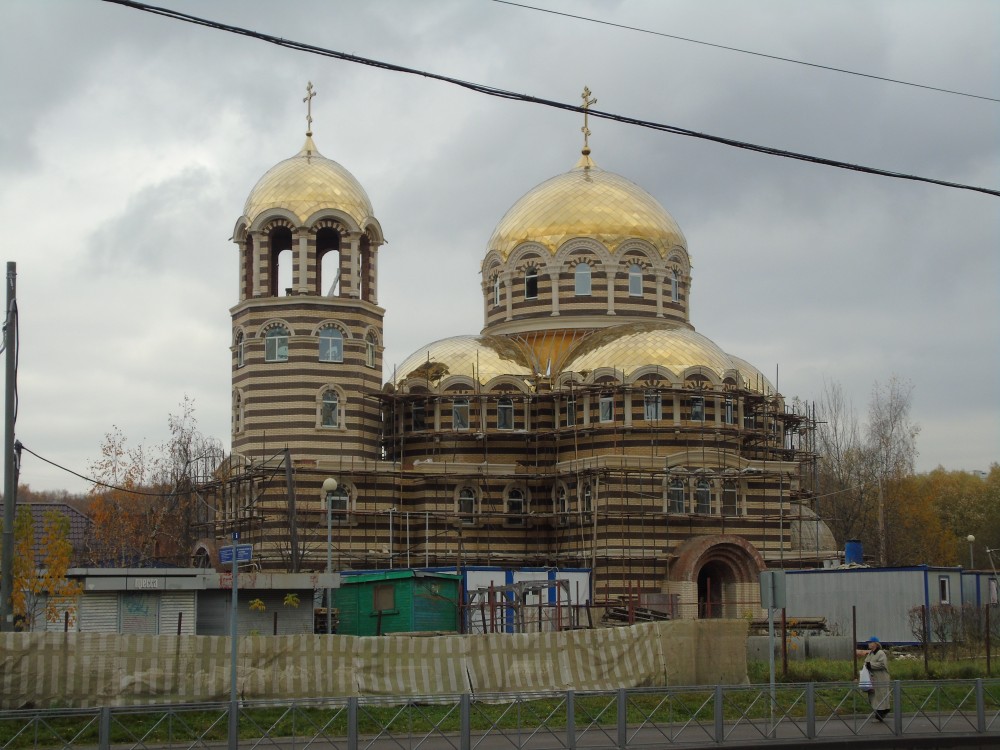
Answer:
0;679;997;749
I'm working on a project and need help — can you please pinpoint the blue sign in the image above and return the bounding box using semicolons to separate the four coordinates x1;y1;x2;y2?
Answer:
219;544;253;564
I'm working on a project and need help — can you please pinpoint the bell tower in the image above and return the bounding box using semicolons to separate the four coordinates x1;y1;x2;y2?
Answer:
229;83;385;466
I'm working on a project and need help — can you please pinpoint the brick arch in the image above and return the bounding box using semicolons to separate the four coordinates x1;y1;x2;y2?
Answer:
669;534;765;584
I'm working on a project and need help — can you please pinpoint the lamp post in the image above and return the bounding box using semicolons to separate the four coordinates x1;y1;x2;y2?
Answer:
967;534;975;569
321;476;340;635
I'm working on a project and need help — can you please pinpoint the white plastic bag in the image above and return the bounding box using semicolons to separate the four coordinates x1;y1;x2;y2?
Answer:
858;665;873;692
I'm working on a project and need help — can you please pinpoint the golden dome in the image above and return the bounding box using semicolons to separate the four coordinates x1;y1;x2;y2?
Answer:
243;136;374;227
395;335;535;386
487;155;686;261
563;323;769;393
727;354;776;396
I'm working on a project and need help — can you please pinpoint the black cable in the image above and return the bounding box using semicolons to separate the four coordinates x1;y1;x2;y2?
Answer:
100;0;999;198
492;0;1000;104
19;443;173;498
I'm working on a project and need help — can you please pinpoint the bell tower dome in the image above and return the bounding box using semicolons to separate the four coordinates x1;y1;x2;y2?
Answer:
229;83;386;465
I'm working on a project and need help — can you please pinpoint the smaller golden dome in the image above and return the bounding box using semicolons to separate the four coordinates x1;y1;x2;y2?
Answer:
562;323;771;394
487;156;686;262
243;136;374;227
395;335;535;386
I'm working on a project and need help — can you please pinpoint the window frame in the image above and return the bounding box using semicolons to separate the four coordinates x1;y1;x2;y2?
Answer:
939;576;951;605
411;402;426;431
565;396;577;427
643;390;662;421
373;584;396;613
327;485;352;526
365;332;377;368
235;332;245;368
321;389;340;428
497;396;515;430
670;269;679;302
318;327;344;363
695;480;712;514
599;393;614;423
722;483;739;516
458;487;477;525
690;396;705;422
524;267;538;300
506;488;526;526
264;325;289;362
493;275;501;307
724;398;734;425
667;479;686;514
574;262;592;296
628;263;643;296
452;397;470;430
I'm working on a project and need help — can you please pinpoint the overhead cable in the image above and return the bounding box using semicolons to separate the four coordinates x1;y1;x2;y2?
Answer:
100;0;999;198
492;0;1000;104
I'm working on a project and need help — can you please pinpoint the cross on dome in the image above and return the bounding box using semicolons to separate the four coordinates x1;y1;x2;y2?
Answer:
303;81;317;136
580;86;597;156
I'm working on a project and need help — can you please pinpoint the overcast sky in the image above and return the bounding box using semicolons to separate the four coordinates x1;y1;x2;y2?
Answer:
1;0;997;494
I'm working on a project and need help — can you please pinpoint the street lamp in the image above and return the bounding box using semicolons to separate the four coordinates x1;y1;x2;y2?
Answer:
967;534;975;569
322;476;340;635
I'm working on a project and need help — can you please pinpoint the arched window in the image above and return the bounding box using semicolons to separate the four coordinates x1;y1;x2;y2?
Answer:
233;391;243;434
555;486;568;521
321;390;340;428
582;484;593;514
506;488;526;526
575;262;591;296
458;487;477;525
366;332;377;368
565;395;577;427
670;269;679;302
690;396;705;421
668;479;685;514
628;264;643;296
235;332;245;368
497;396;514;430
452;398;470;430
265;325;289;362
493;275;501;307
524;267;538;300
696;480;712;514
319;328;343;362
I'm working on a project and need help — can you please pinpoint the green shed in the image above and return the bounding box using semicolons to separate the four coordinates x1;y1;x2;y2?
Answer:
332;570;463;636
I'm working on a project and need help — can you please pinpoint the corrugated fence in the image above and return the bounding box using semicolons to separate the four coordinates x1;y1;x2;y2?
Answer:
0;620;747;708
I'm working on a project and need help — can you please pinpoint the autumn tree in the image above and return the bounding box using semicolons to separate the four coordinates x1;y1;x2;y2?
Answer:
85;397;223;567
1;506;82;630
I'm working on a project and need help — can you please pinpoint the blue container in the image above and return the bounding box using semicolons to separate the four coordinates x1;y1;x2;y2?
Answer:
845;539;863;565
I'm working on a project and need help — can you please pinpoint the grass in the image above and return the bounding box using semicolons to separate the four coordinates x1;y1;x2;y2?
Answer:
747;655;995;683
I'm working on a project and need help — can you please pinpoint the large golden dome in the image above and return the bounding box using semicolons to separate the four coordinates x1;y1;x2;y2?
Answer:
395;335;535;386
243;136;374;226
487;155;687;261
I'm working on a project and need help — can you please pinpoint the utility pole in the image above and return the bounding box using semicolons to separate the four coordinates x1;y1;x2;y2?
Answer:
0;262;17;632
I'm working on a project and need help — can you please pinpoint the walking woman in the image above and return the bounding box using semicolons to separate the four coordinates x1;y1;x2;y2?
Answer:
857;636;891;721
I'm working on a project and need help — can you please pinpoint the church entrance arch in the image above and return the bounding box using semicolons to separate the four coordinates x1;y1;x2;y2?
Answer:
668;535;766;619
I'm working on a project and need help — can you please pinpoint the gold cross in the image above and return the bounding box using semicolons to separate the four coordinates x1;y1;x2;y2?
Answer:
580;86;597;154
303;81;317;135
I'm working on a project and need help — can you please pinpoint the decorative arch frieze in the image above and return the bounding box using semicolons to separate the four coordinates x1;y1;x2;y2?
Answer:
310;320;351;338
257;318;296;337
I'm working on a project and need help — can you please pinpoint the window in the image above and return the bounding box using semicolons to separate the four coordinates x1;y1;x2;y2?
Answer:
265;325;289;362
233;391;243;434
724;398;734;425
939;576;951;605
690;396;704;421
628;264;643;296
644;391;662;421
493;275;501;306
575;262;591;296
452;398;470;430
321;390;340;428
565;396;577;426
524;267;538;299
458;487;476;525
235;332;244;368
668;479;685;514
599;393;614;423
365;332;377;368
722;483;739;516
319;328;344;362
497;396;514;430
327;485;350;524
507;489;525;526
744;411;756;430
411;402;426;431
696;480;712;514
582;484;593;514
374;584;395;612
670;270;679;302
555;486;568;525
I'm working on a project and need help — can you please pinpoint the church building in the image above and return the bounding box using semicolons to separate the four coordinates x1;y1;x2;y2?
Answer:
202;86;834;624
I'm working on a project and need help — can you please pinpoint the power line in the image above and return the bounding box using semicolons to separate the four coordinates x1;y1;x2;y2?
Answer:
19;443;172;498
101;0;999;198
492;0;1000;104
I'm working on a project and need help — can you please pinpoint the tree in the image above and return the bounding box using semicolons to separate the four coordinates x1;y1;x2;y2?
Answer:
2;506;82;630
85;398;224;567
